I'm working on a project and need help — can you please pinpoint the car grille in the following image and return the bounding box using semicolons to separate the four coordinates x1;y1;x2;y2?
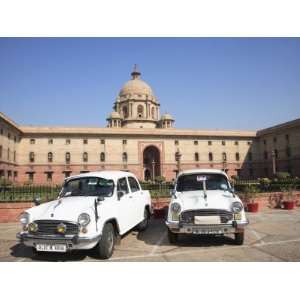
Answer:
34;220;79;235
180;209;233;224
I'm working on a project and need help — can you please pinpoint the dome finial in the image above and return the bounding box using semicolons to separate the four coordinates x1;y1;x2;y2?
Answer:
131;64;141;79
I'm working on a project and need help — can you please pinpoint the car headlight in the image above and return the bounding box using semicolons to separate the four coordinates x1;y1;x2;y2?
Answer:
19;212;29;225
232;202;243;213
78;213;91;227
28;222;38;233
171;202;181;214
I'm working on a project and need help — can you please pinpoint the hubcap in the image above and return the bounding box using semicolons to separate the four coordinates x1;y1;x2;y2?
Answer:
107;230;114;253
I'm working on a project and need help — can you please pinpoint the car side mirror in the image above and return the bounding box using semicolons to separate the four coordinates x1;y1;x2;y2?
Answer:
96;196;105;203
33;196;41;206
117;191;125;200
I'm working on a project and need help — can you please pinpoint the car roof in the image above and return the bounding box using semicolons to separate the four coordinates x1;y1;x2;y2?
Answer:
177;169;229;178
65;171;137;181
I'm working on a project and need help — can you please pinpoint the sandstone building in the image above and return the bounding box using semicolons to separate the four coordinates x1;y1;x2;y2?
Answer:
0;66;299;185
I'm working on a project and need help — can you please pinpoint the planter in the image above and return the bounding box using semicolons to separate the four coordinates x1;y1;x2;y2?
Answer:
247;202;259;213
283;201;295;210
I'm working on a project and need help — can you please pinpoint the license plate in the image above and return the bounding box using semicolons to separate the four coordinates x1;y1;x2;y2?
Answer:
36;244;67;252
192;228;224;235
194;216;221;225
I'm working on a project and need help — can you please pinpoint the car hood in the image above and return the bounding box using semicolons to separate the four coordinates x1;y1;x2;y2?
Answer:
175;190;239;212
26;196;96;222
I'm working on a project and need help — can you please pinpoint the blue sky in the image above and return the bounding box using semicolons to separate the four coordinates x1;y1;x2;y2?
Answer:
0;38;299;130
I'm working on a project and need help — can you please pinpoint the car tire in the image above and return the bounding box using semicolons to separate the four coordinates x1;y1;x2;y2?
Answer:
136;208;149;232
234;231;244;245
168;228;178;244
96;223;116;259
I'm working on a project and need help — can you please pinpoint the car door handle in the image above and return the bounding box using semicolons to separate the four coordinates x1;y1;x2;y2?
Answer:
129;195;133;199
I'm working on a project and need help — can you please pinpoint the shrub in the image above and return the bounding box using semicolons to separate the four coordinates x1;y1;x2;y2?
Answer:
0;178;12;187
275;172;291;180
243;185;259;203
155;176;166;183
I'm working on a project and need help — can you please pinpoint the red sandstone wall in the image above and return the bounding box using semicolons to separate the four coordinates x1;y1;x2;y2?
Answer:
0;202;33;223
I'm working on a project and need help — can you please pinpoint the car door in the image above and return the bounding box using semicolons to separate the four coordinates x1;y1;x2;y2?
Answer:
128;176;145;224
116;177;136;233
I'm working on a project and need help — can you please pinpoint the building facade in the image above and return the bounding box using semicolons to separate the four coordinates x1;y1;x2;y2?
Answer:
0;66;300;185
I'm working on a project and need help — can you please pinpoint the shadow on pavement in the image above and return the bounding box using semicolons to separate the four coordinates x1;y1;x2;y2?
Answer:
137;217;237;248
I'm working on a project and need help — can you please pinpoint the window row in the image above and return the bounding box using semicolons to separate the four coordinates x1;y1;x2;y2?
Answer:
263;134;290;146
29;139;127;145
29;152;129;163
0;128;18;142
176;140;252;146
0;145;16;162
181;152;252;162
263;147;292;160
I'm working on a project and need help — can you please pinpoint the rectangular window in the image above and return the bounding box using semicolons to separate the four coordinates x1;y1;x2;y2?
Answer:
247;141;252;145
100;139;105;145
174;140;179;146
194;141;198;145
30;139;35;144
222;140;226;146
263;140;267;145
66;139;71;145
64;171;72;178
28;173;34;182
208;141;212;146
48;139;53;144
285;134;289;142
234;141;239;146
0;128;3;135
46;172;53;182
83;139;88;144
13;151;16;162
14;171;18;179
122;140;127;145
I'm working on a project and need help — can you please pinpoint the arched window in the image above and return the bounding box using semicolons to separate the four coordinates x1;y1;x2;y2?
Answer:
151;107;155;119
208;152;213;161
29;152;35;163
100;152;105;162
122;152;128;162
137;105;144;118
194;152;199;162
235;152;240;161
48;152;53;163
122;106;128;118
83;152;88;162
65;152;71;164
222;152;227;161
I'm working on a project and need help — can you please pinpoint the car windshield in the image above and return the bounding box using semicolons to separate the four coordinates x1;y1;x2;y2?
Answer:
176;173;229;192
60;177;114;197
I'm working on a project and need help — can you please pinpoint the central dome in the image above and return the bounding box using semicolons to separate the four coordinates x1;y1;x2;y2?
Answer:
118;65;155;100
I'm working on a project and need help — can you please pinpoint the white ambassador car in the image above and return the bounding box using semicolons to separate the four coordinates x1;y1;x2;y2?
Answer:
17;171;152;259
166;169;248;245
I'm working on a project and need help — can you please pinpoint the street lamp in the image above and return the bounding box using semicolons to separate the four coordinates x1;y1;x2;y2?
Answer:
175;149;182;173
271;150;276;176
151;159;156;181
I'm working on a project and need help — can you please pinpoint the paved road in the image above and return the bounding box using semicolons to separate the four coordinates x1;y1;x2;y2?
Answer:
1;209;300;262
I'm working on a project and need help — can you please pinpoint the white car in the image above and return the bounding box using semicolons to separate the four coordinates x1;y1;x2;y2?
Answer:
17;171;152;259
166;169;248;245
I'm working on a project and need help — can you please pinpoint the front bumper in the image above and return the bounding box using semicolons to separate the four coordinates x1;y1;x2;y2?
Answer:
17;232;102;251
166;219;249;234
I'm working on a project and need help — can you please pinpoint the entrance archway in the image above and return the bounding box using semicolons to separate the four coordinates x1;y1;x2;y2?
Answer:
143;145;161;181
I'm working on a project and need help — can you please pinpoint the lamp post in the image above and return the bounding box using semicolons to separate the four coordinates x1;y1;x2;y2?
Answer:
271;150;276;176
175;149;182;174
151;159;156;182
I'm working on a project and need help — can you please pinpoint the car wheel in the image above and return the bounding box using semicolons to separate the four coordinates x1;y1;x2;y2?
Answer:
168;228;178;244
96;223;116;259
136;208;149;232
234;231;244;245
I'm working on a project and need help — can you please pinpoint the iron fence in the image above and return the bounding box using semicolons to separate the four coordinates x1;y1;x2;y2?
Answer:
0;179;300;202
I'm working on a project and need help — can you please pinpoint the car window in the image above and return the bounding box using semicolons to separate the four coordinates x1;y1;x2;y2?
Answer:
128;177;140;193
117;177;129;194
60;177;114;197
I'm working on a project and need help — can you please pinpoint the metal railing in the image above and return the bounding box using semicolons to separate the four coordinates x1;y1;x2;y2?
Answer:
0;179;299;202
